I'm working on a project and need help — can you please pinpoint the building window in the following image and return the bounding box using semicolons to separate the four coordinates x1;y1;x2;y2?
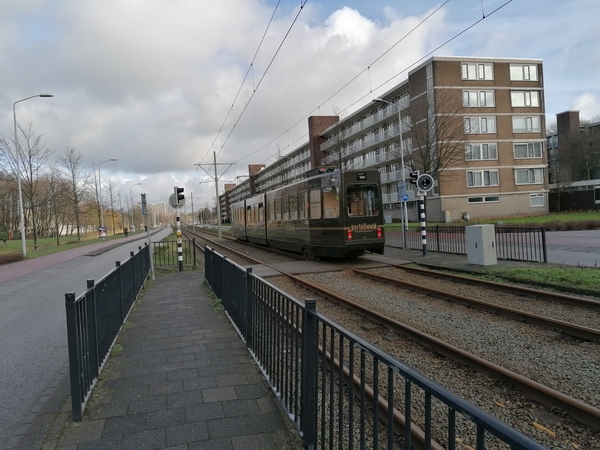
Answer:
512;116;541;133
464;116;497;134
467;170;499;187
515;168;544;185
468;195;500;204
462;62;493;80
463;90;495;107
510;64;538;81
465;143;498;161
514;142;543;159
511;91;540;107
530;193;544;207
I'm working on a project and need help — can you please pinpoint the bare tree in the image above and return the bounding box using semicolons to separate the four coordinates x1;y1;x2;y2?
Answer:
58;147;90;242
328;106;348;169
107;177;119;235
47;164;70;244
405;89;466;181
566;118;600;181
14;123;55;248
550;158;572;212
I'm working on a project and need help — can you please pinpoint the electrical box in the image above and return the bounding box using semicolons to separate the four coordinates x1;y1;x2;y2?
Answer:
443;210;451;223
466;224;497;266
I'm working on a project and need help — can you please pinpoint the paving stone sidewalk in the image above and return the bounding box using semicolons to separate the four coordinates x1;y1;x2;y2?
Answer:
40;270;302;450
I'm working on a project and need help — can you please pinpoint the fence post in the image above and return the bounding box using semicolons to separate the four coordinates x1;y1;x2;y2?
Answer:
130;251;136;296
86;279;99;379
541;227;548;263
246;267;253;350
436;225;440;252
193;238;196;267
65;292;83;421
301;299;318;449
116;261;124;322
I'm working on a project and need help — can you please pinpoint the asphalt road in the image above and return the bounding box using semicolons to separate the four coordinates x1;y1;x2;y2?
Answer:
546;230;600;267
0;228;173;448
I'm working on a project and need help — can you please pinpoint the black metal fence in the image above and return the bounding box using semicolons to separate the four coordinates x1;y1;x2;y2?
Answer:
65;245;151;421
388;225;548;262
153;239;196;267
205;246;547;450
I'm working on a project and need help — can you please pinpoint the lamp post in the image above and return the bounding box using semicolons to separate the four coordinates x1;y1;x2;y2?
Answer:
373;98;408;248
129;182;142;231
13;94;53;257
98;158;117;232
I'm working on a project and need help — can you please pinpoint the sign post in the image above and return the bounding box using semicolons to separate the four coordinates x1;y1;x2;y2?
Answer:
141;193;155;280
171;188;185;272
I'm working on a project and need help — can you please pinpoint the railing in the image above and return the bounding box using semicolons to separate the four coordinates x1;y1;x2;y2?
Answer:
204;246;548;450
387;225;548;263
65;244;151;421
153;239;196;267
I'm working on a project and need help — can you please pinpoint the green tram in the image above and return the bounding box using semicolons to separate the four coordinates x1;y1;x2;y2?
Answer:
231;168;385;259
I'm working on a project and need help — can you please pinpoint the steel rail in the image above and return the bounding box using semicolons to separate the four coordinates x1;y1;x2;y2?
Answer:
394;264;600;308
191;232;443;448
189;230;600;432
353;269;600;342
285;272;600;432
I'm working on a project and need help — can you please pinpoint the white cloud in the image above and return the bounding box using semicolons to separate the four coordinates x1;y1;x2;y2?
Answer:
2;0;598;208
570;94;600;120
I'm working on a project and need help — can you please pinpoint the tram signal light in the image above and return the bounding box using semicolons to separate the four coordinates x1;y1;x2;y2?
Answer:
409;170;420;184
174;186;184;206
417;174;434;192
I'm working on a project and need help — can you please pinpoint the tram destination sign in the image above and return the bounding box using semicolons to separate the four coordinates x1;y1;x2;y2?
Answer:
357;171;367;180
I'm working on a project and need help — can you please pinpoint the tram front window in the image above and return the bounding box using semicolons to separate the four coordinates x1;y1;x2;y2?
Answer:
347;184;379;216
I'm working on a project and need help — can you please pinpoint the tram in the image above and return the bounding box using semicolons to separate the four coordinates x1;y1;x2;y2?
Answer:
231;168;385;259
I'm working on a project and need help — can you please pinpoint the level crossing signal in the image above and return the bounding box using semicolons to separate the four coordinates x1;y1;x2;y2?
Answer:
417;174;434;192
174;187;185;206
409;170;420;184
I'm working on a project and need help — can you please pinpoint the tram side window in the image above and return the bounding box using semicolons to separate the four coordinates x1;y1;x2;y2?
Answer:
274;197;282;221
309;189;321;219
298;191;307;219
289;194;298;220
347;184;379;216
322;186;340;218
268;199;275;221
246;206;252;223
282;196;290;221
258;203;264;222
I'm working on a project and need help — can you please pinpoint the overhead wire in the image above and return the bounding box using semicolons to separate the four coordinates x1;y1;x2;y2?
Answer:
198;0;306;167
213;0;309;175
233;0;513;168
231;0;450;166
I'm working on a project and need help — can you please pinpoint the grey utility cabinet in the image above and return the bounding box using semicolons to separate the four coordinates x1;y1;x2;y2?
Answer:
466;224;497;266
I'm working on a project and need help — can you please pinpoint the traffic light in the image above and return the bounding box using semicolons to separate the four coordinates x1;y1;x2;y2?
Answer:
174;186;184;206
409;170;420;184
417;174;434;192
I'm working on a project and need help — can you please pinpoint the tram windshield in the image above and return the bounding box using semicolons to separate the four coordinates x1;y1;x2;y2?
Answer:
347;184;379;217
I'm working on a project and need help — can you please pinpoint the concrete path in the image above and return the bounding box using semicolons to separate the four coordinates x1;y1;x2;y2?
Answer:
29;271;301;450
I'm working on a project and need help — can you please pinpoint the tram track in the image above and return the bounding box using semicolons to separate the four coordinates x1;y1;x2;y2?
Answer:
185;228;600;446
353;268;600;342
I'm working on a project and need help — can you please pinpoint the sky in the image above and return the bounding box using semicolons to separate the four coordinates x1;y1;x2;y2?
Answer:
1;0;599;211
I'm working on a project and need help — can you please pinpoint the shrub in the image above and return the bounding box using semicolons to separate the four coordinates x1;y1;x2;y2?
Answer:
0;253;24;266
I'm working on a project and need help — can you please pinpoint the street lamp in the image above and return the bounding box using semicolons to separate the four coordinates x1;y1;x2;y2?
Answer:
98;158;117;232
373;97;408;248
13;93;53;257
129;182;142;231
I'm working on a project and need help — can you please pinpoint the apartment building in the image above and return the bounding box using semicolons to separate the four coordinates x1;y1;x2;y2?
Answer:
546;110;600;211
222;56;548;223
